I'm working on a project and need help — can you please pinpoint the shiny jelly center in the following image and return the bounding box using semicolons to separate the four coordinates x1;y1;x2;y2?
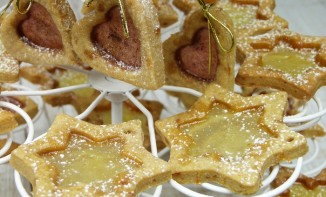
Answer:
181;104;269;159
42;135;133;189
262;49;317;77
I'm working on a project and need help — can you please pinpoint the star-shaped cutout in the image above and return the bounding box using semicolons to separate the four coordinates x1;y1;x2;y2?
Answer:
236;29;326;100
155;84;307;195
10;114;171;196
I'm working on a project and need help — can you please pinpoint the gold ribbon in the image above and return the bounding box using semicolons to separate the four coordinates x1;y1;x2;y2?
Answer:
86;0;129;38
197;0;235;73
0;0;32;16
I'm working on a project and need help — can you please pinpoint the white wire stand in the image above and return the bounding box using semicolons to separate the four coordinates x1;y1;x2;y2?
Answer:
157;85;326;197
8;70;163;197
0;101;34;164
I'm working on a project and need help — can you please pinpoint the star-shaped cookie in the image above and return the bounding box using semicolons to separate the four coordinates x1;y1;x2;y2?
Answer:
10;114;171;196
236;29;326;100
155;84;307;195
173;0;288;37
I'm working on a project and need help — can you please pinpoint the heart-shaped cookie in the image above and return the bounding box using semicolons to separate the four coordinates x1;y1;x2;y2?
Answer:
163;7;235;93
176;28;219;82
92;6;141;69
72;0;165;90
0;0;80;66
18;2;63;49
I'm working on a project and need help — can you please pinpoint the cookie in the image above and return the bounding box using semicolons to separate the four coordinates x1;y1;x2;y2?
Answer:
0;0;81;66
10;114;171;196
236;29;326;100
72;0;165;89
155;84;308;194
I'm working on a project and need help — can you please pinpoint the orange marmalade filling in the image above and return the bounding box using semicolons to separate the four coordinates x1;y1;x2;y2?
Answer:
180;103;270;159
262;48;317;77
41;135;137;191
222;4;257;27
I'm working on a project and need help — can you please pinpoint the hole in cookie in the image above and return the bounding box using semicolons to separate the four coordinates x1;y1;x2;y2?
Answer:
175;28;219;82
17;2;63;50
92;6;141;70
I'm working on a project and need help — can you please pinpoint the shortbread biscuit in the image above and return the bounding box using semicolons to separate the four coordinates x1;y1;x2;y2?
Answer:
10;114;171;196
272;167;326;197
83;0;179;28
0;85;38;124
72;0;165;89
236;29;326;100
164;6;235;93
0;0;81;66
155;84;307;195
0;108;18;134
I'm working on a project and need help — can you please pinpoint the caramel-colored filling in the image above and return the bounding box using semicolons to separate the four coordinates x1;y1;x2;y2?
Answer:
92;6;141;69
223;4;256;27
180;104;269;158
42;135;137;191
176;28;219;82
262;49;317;77
18;2;63;49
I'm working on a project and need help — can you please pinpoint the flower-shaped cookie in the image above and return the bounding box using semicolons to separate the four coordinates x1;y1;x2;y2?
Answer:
0;0;80;66
10;114;171;196
236;29;326;100
72;0;165;89
155;84;307;195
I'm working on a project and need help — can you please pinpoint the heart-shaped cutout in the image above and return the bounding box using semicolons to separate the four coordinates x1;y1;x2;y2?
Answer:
176;28;219;82
18;2;63;49
92;6;141;69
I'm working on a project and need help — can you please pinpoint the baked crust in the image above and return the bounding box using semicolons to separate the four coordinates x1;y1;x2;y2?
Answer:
0;108;18;134
72;0;165;90
236;29;326;100
0;85;38;124
0;25;19;83
155;84;308;195
0;139;20;156
0;0;80;66
10;114;171;196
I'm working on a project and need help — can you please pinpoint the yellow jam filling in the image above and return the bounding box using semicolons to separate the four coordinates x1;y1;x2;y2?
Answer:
223;4;256;27
262;49;317;77
289;184;326;197
59;71;94;97
42;135;136;190
181;104;270;159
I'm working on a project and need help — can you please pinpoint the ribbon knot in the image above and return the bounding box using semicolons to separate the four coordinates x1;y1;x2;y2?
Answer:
0;0;33;17
197;0;235;73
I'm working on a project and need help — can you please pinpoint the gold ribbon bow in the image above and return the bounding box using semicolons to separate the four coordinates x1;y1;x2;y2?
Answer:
0;0;33;16
86;0;129;38
197;0;235;73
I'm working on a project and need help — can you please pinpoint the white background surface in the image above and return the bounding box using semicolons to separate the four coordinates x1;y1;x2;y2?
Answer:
0;0;325;196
